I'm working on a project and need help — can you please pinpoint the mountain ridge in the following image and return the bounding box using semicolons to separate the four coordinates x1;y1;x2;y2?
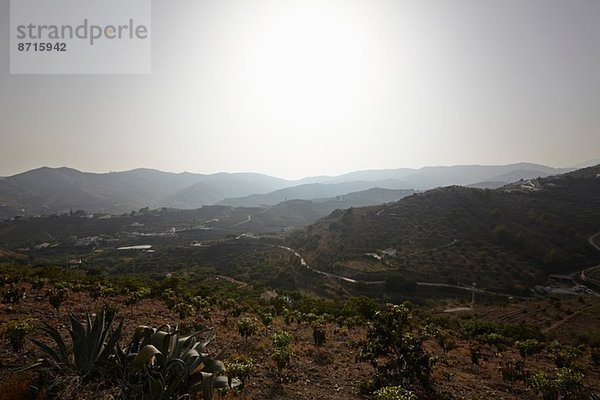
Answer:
0;163;573;218
288;164;600;294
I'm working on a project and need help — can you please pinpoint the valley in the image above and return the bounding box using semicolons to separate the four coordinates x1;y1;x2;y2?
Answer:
1;163;600;400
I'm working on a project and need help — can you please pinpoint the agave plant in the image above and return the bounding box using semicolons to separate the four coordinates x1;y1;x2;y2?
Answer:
30;306;123;375
117;324;238;400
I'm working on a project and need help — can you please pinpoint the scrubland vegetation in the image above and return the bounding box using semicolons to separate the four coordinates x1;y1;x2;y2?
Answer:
1;264;600;399
0;166;599;399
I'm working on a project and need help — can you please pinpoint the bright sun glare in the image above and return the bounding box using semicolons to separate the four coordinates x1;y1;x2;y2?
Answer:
167;0;404;178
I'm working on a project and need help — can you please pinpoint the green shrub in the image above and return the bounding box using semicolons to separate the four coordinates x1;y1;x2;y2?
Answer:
124;287;150;306
258;308;274;331
357;303;434;392
2;285;25;304
500;360;528;382
283;308;292;325
47;288;68;314
271;330;293;373
528;368;589;400
480;332;511;350
161;288;179;309
271;331;292;374
1;318;36;352
31;278;49;291
173;302;195;319
272;347;292;372
312;323;326;347
190;296;212;320
226;356;254;388
516;339;545;358
464;319;543;343
548;341;579;368
342;296;379;319
237;317;259;341
436;333;457;353
272;330;292;348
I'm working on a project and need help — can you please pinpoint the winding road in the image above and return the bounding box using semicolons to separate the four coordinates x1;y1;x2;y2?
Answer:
579;231;600;289
275;229;600;302
588;231;600;252
230;214;252;227
277;245;527;299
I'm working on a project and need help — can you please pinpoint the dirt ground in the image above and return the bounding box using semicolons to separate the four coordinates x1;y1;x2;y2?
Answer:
1;284;600;399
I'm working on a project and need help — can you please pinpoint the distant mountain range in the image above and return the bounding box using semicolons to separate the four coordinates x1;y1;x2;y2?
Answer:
234;188;416;229
0;163;573;218
218;163;570;206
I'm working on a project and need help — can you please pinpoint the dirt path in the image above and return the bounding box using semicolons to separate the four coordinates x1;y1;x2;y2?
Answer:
541;306;589;334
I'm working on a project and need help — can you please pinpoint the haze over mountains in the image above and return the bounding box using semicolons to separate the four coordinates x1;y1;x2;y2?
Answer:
0;163;573;218
290;164;600;294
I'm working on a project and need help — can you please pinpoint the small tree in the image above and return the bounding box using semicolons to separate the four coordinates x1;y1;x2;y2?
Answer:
358;303;434;392
516;339;545;358
2;318;36;352
226;356;255;388
258;308;274;334
31;278;48;291
173;302;195;319
237;317;259;342
48;288;68;315
2;285;25;304
528;368;589;400
271;331;292;376
312;322;326;347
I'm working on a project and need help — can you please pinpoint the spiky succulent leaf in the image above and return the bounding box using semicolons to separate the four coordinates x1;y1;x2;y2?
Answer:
151;330;173;355
131;345;165;372
39;323;69;362
199;357;225;374
97;318;124;365
30;338;67;367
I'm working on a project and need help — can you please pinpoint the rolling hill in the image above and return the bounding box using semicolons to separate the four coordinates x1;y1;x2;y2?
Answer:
0;163;572;218
217;163;570;206
238;188;416;229
216;180;413;207
288;165;600;294
0;168;289;218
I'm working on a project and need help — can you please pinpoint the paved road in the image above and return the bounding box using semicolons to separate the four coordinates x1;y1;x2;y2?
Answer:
278;245;526;299
589;231;600;252
579;231;600;290
280;230;600;300
278;246;361;284
230;214;252;227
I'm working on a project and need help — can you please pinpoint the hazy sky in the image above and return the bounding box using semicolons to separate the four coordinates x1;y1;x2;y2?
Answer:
1;0;600;179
